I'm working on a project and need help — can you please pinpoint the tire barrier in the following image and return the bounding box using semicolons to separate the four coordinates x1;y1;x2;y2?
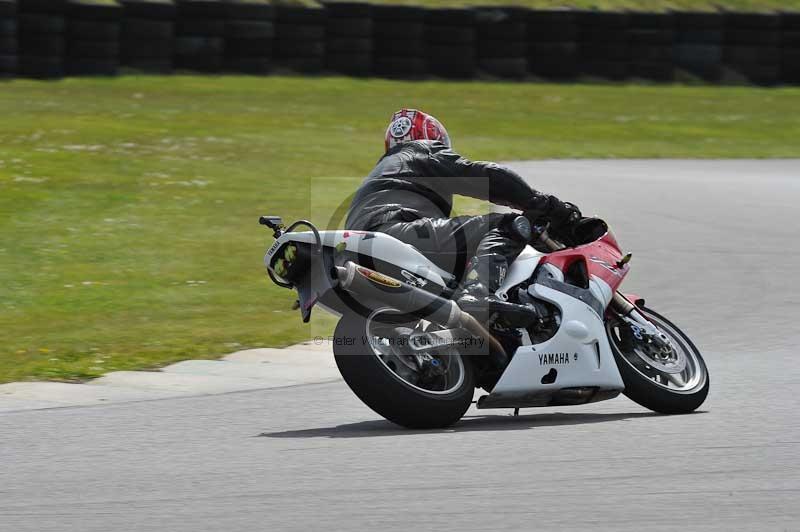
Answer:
476;7;527;79
372;5;426;78
275;6;325;74
527;10;579;80
225;1;273;74
174;0;225;72
2;2;799;86
628;12;675;82
325;2;371;76
674;11;724;82
425;8;476;79
578;10;630;80
0;0;16;77
120;0;174;73
724;12;781;85
18;0;67;78
66;0;121;76
784;12;800;83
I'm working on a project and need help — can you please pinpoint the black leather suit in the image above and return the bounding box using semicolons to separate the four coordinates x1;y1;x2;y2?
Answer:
345;140;567;282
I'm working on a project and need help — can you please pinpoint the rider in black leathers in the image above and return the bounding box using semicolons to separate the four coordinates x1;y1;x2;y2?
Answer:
345;109;581;321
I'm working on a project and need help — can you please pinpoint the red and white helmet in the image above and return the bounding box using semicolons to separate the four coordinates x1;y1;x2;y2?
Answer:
384;108;451;151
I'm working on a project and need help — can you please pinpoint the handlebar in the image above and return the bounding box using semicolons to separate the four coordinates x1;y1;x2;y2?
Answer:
531;223;566;252
532;217;609;251
541;232;566;252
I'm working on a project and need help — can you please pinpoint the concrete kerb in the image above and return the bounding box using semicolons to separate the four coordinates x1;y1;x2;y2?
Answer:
0;342;338;413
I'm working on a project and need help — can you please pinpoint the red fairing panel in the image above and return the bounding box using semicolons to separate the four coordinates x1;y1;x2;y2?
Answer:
540;230;630;292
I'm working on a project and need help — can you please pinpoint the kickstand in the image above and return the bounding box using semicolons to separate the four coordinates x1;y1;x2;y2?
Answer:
513;408;520;417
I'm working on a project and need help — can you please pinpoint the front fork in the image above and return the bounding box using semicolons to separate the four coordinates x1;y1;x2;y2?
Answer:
611;293;672;348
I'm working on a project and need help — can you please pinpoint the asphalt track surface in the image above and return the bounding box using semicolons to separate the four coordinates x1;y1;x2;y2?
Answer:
2;160;799;532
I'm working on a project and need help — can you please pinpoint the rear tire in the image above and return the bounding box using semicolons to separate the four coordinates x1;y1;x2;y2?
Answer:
607;307;709;414
334;310;475;429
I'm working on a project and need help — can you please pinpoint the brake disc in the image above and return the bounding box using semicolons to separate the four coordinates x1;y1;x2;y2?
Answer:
631;330;687;374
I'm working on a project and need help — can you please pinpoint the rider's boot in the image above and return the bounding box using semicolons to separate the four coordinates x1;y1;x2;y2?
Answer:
455;254;540;327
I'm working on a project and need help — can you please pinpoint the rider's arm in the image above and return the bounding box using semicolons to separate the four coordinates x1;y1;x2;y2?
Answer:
430;145;558;215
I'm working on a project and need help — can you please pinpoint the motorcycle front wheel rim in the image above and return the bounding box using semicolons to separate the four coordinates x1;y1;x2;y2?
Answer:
606;310;707;394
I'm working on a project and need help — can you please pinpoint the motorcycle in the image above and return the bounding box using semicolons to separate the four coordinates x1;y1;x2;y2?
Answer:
260;214;709;429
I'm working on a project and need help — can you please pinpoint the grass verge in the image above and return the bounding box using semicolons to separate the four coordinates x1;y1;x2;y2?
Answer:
316;0;800;12
1;75;799;383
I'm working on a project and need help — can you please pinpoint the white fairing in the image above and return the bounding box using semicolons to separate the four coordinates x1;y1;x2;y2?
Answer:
589;275;614;310
495;245;544;301
264;230;454;288
483;281;624;407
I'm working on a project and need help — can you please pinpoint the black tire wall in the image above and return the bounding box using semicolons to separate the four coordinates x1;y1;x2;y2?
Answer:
120;0;175;73
528;10;579;80
578;10;630;80
476;7;527;79
225;1;274;74
174;0;225;72
784;12;800;83
275;6;325;74
674;11;725;82
18;0;66;78
724;12;781;85
325;2;371;76
0;0;17;76
425;8;476;79
3;3;800;85
372;5;426;78
66;0;121;76
628;12;675;81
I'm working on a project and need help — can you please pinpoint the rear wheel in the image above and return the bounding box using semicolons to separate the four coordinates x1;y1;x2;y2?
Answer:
606;306;709;414
333;308;475;429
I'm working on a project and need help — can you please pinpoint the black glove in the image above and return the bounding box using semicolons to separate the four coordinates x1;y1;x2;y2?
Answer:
548;201;582;233
523;197;581;248
524;196;581;232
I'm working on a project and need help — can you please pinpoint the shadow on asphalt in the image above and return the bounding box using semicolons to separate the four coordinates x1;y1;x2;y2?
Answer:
259;411;666;439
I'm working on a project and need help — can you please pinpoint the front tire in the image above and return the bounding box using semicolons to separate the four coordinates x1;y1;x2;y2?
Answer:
333;309;475;429
607;306;709;414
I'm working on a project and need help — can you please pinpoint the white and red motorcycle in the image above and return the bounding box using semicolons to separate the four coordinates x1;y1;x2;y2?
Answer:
261;215;709;428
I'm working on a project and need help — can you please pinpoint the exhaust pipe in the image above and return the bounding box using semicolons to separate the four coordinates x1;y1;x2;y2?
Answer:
335;262;507;364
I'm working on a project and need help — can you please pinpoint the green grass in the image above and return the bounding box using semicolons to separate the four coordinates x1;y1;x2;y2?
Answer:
47;0;800;12
1;75;799;383
345;0;800;12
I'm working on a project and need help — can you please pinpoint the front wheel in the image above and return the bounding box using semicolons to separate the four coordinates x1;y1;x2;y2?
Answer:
606;306;709;414
333;308;475;429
